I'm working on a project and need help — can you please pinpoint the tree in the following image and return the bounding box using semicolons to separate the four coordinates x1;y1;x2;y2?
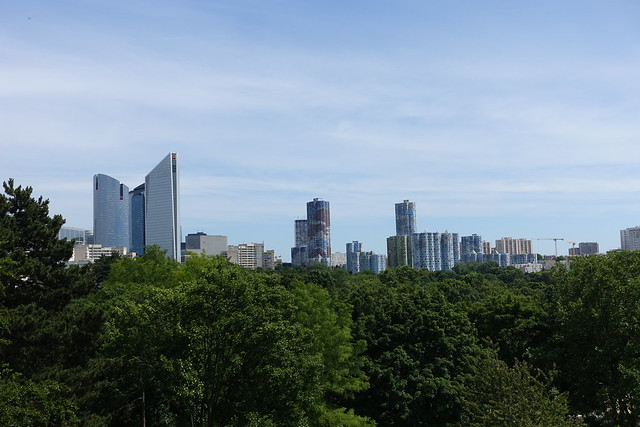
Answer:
457;348;576;427
0;366;78;426
0;179;73;309
174;256;324;426
554;252;640;425
347;279;480;426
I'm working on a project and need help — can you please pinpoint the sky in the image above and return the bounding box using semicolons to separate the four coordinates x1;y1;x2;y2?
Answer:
2;0;640;261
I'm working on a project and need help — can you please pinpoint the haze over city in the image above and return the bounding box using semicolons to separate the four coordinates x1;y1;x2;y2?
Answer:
2;1;640;260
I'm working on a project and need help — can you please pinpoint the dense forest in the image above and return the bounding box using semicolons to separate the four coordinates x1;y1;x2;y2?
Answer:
2;180;640;426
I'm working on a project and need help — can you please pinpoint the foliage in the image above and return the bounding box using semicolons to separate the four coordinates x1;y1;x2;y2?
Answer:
0;179;74;309
0;366;78;426
8;180;640;425
554;251;640;425
346;279;480;426
457;348;577;427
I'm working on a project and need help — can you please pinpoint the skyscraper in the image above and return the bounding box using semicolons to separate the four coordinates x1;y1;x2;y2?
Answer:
395;200;416;236
346;241;362;274
440;231;459;271
294;219;308;247
129;183;145;255
306;198;331;265
145;153;181;261
290;199;331;266
93;174;130;248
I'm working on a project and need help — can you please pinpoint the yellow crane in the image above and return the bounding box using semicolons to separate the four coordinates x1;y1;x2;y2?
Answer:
565;241;577;256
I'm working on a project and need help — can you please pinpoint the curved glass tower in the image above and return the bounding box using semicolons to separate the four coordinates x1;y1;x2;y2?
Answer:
93;174;130;248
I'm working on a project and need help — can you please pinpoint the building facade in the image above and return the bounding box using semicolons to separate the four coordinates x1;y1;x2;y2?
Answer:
621;227;640;251
395;200;416;236
307;198;331;265
578;241;599;255
359;251;387;274
387;235;412;268
346;241;362;274
461;234;483;256
129;183;146;256
185;232;228;256
145;153;181;260
93;174;130;249
495;237;533;255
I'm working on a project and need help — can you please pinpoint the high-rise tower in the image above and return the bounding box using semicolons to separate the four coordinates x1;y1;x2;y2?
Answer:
93;174;130;248
346;241;362;273
145;153;181;260
395;200;416;236
306;198;331;265
129;183;145;255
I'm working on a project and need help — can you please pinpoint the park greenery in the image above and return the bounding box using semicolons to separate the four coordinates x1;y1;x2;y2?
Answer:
2;179;640;425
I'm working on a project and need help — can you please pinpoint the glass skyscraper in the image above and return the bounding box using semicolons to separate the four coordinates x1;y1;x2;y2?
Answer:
129;183;145;256
145;153;181;261
93;174;130;248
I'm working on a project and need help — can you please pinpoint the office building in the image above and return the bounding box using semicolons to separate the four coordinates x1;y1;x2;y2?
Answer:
145;153;181;260
93;174;130;248
185;232;228;256
129;183;146;256
58;226;90;244
621;227;640;251
395;200;416;236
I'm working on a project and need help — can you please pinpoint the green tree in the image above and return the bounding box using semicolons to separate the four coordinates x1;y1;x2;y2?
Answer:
347;279;480;426
0;366;78;426
288;280;371;423
554;251;640;425
457;349;576;427
0;179;73;309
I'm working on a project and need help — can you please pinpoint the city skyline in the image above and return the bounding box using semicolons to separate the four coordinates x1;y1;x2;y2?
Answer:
3;1;640;260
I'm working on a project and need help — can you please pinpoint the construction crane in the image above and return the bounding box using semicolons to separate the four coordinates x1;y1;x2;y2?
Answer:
534;238;564;257
565;241;577;256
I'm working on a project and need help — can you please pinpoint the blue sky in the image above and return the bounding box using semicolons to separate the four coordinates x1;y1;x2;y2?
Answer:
2;0;640;260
